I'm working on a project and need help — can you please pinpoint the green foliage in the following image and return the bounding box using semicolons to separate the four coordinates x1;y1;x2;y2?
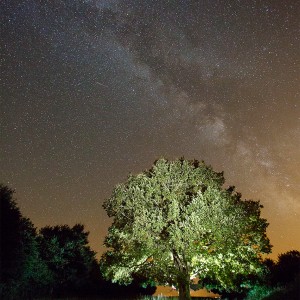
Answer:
101;158;271;299
245;284;282;300
38;224;98;296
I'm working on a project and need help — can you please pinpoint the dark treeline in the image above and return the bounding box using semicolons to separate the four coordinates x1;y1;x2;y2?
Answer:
0;184;155;299
1;184;299;299
250;250;300;300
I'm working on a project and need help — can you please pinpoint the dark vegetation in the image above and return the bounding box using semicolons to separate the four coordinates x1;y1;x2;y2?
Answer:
245;250;300;300
1;183;299;299
0;184;155;299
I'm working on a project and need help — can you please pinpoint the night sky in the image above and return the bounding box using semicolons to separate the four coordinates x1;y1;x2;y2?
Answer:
1;0;299;259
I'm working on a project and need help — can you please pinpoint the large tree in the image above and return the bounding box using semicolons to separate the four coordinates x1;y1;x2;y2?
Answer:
101;158;272;300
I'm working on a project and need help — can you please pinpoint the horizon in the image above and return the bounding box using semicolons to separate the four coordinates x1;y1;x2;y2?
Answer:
1;0;299;261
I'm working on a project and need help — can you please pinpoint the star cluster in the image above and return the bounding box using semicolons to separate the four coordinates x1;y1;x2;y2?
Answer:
1;0;299;257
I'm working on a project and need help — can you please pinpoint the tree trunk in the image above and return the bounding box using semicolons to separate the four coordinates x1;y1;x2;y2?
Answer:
177;273;191;300
173;249;191;300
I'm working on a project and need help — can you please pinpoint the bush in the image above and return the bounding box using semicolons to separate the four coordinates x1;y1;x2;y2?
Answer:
245;285;282;300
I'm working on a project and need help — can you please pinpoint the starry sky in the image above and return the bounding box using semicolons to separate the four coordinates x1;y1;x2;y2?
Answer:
1;0;299;259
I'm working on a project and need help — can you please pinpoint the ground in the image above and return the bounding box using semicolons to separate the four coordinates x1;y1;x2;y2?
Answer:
153;286;219;298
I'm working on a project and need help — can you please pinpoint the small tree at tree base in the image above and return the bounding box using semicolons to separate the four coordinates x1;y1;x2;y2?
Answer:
101;158;271;300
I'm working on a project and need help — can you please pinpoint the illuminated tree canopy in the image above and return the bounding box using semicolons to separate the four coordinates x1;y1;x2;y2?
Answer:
101;158;271;300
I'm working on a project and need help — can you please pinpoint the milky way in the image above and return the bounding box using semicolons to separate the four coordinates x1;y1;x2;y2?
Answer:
1;0;300;257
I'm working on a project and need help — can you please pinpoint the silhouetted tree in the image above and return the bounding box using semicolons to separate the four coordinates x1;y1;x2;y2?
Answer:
0;185;22;288
245;251;300;300
272;250;300;286
101;158;271;300
38;224;98;296
0;184;52;298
